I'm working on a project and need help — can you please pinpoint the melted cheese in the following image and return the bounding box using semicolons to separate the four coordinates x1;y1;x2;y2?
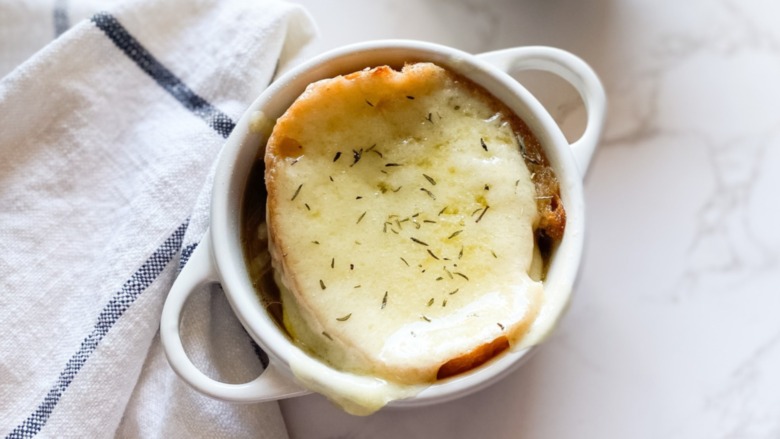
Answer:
265;63;544;413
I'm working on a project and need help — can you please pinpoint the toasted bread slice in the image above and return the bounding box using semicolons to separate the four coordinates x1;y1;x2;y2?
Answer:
265;63;561;384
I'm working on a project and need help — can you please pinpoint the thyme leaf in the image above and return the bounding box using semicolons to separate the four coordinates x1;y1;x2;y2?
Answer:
366;144;382;158
336;313;352;321
447;230;463;240
351;148;363;166
410;237;429;246
423;174;437;185
291;184;303;201
476;205;490;223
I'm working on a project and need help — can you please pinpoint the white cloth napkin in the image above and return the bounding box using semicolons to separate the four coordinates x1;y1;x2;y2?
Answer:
0;0;315;437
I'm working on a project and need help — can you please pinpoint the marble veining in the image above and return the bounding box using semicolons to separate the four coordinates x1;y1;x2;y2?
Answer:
601;0;780;300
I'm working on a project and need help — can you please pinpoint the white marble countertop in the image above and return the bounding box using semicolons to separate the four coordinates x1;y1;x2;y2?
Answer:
279;1;780;437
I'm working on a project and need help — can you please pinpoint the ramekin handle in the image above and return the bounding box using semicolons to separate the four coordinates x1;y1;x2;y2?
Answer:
160;231;307;402
477;46;606;176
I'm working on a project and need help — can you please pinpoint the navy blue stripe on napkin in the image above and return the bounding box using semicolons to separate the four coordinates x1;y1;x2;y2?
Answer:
6;222;188;439
53;0;70;38
90;12;236;139
179;242;199;271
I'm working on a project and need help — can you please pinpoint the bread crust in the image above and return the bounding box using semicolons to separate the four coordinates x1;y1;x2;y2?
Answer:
436;336;510;379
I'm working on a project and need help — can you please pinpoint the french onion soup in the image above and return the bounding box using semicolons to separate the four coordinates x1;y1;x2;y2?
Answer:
243;62;565;413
